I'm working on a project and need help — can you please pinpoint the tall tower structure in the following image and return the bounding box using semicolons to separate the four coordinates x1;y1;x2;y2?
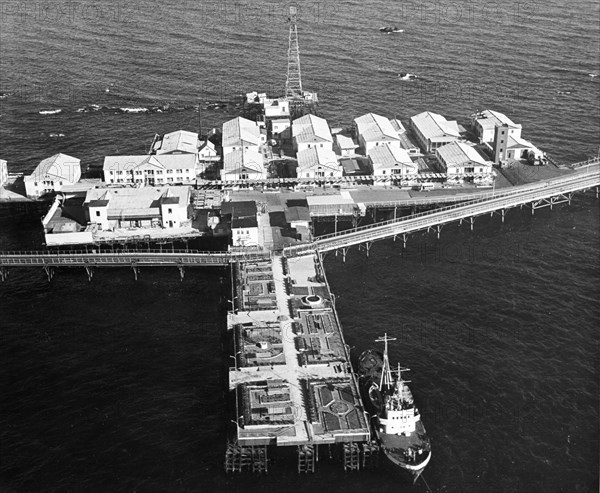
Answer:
285;6;317;116
285;6;303;101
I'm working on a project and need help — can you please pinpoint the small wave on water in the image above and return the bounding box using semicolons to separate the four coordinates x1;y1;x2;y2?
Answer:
38;109;62;115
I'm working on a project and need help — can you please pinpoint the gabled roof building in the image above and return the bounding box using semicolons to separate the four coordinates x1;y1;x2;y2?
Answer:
410;111;460;153
222;117;263;155
354;113;401;154
292;114;333;152
24;153;81;197
103;154;197;185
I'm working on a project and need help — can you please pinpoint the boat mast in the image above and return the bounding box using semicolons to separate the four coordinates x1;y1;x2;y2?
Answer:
375;333;396;391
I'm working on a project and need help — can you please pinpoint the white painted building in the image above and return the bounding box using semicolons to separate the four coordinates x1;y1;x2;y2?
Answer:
156;130;199;155
354;113;402;154
472;110;522;144
506;135;544;161
221;149;265;181
296;147;342;179
292;114;333;153
334;134;359;156
222;117;263;156
367;144;418;178
0;159;7;188
436;142;494;184
264;98;290;118
85;186;191;230
271;118;291;137
198;140;219;161
221;201;260;248
24;153;81;198
103;154;197;185
410;111;460;153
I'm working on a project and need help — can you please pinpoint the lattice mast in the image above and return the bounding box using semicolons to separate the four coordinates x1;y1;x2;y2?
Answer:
285;6;303;101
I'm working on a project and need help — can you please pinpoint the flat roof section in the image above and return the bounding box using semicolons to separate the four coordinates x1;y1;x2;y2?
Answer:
235;321;286;367
304;378;370;442
295;309;346;365
236;261;278;311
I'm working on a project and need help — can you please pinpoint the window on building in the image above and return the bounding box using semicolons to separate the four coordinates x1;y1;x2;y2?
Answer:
167;169;173;174
96;211;101;217
168;208;172;214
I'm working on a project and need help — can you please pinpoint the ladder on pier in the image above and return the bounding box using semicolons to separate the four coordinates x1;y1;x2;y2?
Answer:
225;443;268;473
224;442;251;472
297;444;315;473
251;445;269;473
361;440;380;469
343;442;361;471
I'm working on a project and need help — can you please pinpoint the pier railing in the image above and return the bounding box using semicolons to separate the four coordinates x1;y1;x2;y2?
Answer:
0;250;272;267
283;166;600;256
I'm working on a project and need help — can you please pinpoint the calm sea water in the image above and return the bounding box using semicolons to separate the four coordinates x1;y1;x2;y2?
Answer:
1;0;599;491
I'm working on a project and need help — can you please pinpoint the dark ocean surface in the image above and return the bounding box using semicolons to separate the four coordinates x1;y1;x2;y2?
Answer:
0;0;599;491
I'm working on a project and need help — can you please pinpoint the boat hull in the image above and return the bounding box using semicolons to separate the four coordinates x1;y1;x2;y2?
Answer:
358;349;431;482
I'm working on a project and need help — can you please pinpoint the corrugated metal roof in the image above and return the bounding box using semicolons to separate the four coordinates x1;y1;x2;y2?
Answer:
354;113;401;142
296;147;339;172
157;130;199;154
475;109;519;130
223;149;264;173
335;134;358;149
222;117;261;148
27;153;81;182
292;114;333;144
410;111;460;140
367;144;416;170
85;186;190;219
436;141;492;166
508;135;538;150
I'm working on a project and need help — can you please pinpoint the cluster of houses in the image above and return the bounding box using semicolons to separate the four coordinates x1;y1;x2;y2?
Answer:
7;107;546;201
216;100;545;186
2;107;547;243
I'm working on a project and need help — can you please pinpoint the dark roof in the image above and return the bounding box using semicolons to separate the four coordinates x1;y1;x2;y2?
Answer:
161;197;180;205
221;200;257;217
340;157;371;175
285;206;310;223
232;216;258;228
88;199;109;207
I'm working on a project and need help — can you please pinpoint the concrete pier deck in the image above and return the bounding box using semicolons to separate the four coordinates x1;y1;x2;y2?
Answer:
228;254;370;448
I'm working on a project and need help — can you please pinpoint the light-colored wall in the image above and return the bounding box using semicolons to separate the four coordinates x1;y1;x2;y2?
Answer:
0;160;7;187
88;205;109;230
232;226;260;247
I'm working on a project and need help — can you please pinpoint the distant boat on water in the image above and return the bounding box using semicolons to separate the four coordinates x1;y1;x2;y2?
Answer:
380;26;404;34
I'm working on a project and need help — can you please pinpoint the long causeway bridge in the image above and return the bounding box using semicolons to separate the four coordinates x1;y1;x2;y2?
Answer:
0;250;271;281
283;164;600;259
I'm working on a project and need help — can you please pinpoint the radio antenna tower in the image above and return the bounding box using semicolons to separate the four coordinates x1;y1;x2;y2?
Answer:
285;6;317;115
286;6;303;101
